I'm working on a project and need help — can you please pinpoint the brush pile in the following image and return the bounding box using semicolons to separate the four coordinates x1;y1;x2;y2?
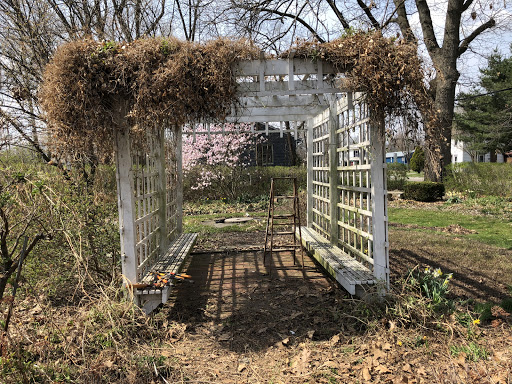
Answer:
40;38;258;154
41;33;429;154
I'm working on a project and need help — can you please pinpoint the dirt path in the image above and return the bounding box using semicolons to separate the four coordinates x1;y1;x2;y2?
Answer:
155;236;512;383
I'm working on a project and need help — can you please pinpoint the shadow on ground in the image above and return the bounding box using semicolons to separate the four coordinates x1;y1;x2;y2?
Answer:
165;249;354;353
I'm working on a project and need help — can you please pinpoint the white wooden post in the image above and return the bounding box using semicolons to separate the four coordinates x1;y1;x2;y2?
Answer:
306;119;313;228
370;111;390;290
113;103;138;289
156;126;168;253
259;50;266;93
176;127;183;234
328;97;339;245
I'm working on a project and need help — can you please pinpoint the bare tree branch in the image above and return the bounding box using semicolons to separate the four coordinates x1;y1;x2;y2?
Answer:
259;7;326;42
462;0;474;13
392;0;416;43
356;0;381;30
458;18;496;57
415;0;440;54
325;0;350;30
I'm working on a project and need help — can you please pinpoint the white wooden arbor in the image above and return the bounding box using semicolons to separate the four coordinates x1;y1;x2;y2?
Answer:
114;55;389;313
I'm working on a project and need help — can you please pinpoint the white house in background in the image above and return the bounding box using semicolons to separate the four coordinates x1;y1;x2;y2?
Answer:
451;138;505;163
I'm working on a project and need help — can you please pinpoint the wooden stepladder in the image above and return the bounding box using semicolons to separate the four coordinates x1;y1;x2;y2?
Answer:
263;177;305;271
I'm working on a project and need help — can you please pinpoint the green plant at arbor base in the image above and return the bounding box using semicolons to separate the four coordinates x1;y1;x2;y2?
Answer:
406;267;452;310
450;343;489;362
404;181;444;202
409;146;425;173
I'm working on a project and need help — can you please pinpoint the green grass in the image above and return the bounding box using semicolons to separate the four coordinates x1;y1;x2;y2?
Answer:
388;207;512;249
406;171;424;178
450;342;489;361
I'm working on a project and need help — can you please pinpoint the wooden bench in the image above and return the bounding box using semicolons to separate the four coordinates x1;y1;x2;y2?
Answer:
136;233;197;314
296;227;374;296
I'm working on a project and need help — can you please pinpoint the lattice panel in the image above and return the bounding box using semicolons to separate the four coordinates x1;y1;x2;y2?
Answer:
309;93;383;273
128;128;179;281
165;130;179;244
132;133;161;280
311;111;331;239
336;98;374;268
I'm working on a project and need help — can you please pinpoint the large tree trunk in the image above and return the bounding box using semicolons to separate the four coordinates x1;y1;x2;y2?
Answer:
423;0;461;182
424;66;459;181
392;0;495;181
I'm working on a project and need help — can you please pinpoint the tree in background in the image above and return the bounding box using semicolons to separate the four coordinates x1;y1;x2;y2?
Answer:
182;123;263;199
455;47;512;160
223;0;507;181
410;146;425;173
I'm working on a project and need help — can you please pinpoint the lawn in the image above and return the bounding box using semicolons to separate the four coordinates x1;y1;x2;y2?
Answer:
389;206;512;249
406;170;424;178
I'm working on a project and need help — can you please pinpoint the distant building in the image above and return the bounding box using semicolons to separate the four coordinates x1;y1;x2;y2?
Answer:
385;151;410;164
450;138;505;164
252;124;298;166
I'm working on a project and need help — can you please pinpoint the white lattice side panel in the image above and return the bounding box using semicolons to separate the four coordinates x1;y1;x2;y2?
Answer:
165;129;179;244
335;96;374;269
311;108;331;240
307;92;388;283
133;132;163;280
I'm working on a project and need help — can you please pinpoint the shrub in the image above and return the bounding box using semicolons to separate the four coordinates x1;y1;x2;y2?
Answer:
182;124;262;200
409;146;425;173
183;166;307;202
404;181;444;202
387;162;408;190
444;162;512;198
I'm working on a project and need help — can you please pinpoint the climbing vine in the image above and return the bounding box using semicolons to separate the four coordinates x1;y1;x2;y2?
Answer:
40;32;431;155
40;38;258;155
287;31;431;119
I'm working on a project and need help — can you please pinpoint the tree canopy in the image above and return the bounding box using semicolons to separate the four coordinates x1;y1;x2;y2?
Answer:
455;47;512;157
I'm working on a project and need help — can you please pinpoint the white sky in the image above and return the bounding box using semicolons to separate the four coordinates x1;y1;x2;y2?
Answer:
408;0;512;93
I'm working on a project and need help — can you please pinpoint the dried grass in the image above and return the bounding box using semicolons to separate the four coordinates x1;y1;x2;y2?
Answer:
41;33;431;156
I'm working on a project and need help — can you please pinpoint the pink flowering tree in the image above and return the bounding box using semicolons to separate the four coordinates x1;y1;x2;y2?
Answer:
182;123;264;199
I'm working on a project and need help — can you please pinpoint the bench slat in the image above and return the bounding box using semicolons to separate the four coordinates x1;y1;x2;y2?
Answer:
296;227;374;295
141;233;198;284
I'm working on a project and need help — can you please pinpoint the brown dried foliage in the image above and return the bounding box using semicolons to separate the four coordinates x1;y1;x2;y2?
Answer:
288;31;432;118
41;32;431;154
40;38;258;154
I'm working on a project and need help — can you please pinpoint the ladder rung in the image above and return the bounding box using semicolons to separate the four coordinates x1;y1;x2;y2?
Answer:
270;223;295;226
273;214;294;219
270;246;301;252
274;231;294;235
274;195;295;199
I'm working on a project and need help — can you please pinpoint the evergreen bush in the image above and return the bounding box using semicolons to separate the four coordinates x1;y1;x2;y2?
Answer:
404;181;445;202
387;162;408;190
409;146;425;173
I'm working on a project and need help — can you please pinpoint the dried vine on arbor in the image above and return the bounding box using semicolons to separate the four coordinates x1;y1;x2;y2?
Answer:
286;31;431;120
40;38;258;155
41;33;430;155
